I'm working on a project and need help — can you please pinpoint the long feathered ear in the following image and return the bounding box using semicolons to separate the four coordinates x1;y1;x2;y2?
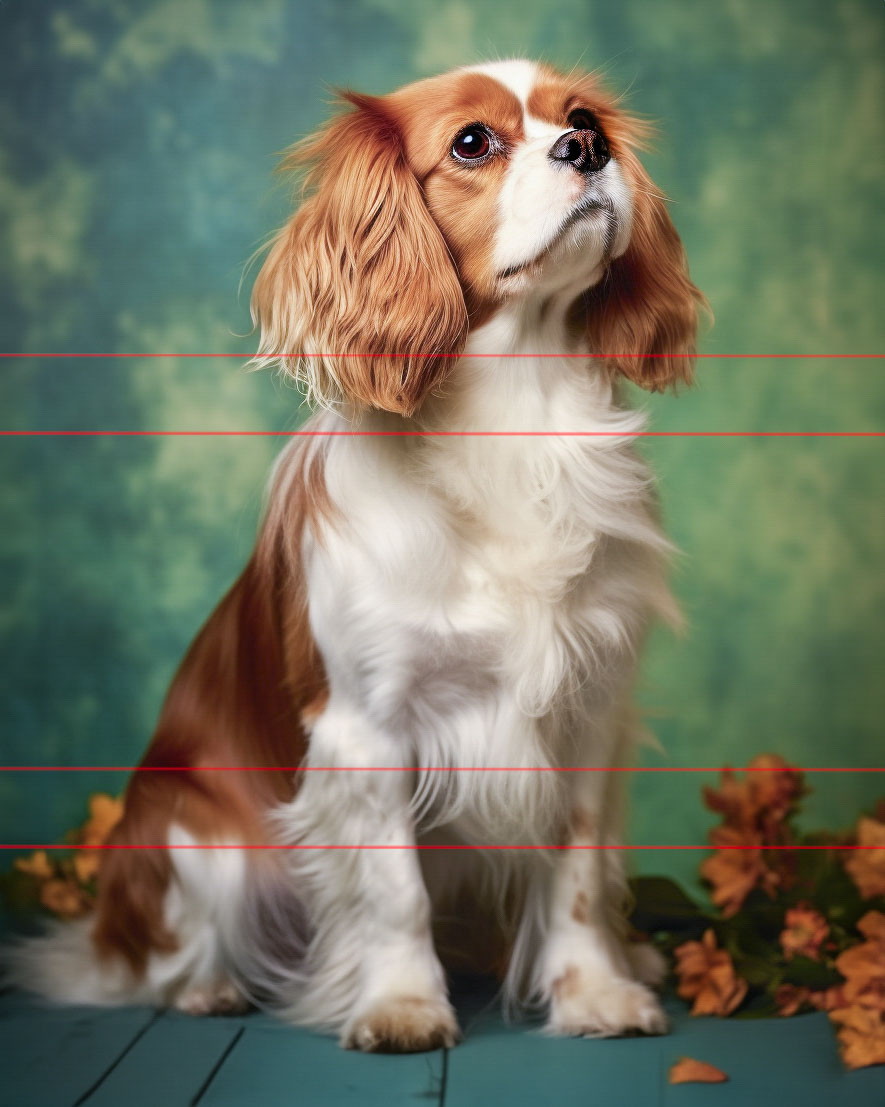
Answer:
581;149;707;391
250;92;467;415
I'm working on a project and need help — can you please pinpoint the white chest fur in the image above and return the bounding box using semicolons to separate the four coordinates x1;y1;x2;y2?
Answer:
300;325;675;842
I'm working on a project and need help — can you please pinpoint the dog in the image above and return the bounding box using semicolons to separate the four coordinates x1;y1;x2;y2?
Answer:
14;58;703;1052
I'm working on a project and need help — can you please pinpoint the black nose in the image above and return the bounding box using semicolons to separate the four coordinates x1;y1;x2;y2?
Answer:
548;128;610;173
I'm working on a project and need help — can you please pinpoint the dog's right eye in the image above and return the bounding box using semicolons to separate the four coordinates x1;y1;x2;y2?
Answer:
452;126;492;162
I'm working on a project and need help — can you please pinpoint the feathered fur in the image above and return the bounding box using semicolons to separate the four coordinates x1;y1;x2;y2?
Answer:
9;59;703;1051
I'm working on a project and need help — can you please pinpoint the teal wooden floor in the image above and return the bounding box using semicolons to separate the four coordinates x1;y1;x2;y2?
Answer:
1;980;883;1106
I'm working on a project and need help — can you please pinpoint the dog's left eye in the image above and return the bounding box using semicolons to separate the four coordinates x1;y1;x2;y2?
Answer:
451;126;492;162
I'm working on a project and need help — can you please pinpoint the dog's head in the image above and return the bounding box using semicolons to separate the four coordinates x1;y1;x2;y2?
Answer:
251;59;704;414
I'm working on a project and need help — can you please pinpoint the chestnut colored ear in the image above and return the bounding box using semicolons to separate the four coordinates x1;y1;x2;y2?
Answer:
250;92;467;415
582;158;706;391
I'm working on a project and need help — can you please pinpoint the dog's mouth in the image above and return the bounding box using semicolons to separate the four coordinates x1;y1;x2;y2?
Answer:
496;196;615;282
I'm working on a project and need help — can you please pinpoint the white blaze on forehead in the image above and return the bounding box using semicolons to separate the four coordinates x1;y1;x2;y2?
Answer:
462;58;559;140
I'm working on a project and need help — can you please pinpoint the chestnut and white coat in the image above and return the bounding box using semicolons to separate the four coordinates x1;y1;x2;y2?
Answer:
14;59;704;1051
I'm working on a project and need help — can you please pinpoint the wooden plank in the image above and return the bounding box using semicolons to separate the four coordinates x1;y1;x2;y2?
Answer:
444;984;885;1107
0;994;158;1107
77;1010;244;1107
6;985;881;1107
443;987;663;1107
196;1014;445;1107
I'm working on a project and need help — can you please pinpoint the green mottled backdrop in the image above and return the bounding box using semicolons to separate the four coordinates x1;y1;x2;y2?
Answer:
0;0;883;893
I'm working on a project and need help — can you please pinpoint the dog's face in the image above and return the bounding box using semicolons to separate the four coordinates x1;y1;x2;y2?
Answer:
252;59;703;414
388;60;635;309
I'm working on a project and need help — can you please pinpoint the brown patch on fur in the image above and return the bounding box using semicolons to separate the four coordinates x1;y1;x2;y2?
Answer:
526;66;604;130
552;964;581;1001
576;167;706;391
92;442;329;976
526;64;707;390
251;90;469;416
299;688;330;729
389;70;525;320
572;891;590;926
571;107;706;388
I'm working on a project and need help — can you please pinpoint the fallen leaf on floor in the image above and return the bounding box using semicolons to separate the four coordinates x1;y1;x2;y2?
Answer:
669;1057;729;1084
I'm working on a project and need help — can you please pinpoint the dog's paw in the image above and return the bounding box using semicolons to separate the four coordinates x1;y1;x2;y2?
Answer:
547;968;668;1038
343;995;461;1053
172;978;250;1016
625;941;668;988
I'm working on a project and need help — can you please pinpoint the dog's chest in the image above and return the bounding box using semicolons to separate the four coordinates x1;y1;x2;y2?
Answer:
311;376;665;730
412;436;645;711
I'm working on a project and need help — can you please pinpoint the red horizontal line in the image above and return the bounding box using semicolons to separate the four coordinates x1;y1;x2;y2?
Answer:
1;431;882;438
0;353;882;360
1;844;880;852
0;765;880;773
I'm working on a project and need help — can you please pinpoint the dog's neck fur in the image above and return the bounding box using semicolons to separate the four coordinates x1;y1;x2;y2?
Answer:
412;297;666;552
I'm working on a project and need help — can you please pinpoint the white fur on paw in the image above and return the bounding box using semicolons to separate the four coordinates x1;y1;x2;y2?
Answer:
625;941;668;988
548;968;668;1038
343;995;461;1053
173;979;250;1016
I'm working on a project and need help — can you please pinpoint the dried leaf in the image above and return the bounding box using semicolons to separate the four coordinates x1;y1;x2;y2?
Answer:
669;1057;729;1084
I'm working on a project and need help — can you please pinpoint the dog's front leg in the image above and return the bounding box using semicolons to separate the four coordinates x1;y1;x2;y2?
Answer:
286;698;459;1052
539;764;668;1038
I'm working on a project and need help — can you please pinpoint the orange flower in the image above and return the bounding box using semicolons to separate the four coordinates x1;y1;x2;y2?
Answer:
825;910;885;1068
779;902;829;961
703;754;804;837
703;768;754;829
69;793;123;887
14;849;55;881
700;827;766;917
700;823;787;917
834;911;885;1010
701;755;803;915
79;793;124;847
844;816;885;900
39;878;91;918
73;851;102;884
829;1005;885;1070
746;754;805;832
674;929;748;1016
669;1058;728;1084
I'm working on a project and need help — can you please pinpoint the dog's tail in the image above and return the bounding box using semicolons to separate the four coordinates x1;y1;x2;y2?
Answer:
2;918;146;1006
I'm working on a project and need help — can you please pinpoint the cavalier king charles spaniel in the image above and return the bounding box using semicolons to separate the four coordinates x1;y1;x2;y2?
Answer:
17;59;704;1051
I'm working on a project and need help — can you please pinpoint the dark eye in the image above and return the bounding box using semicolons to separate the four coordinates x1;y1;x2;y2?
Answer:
568;109;600;133
452;125;492;162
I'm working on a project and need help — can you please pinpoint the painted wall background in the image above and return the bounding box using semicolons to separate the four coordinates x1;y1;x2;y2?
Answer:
0;0;882;895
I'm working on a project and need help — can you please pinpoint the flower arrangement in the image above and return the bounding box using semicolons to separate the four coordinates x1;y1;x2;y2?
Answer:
632;755;885;1070
4;758;884;1070
6;793;123;919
